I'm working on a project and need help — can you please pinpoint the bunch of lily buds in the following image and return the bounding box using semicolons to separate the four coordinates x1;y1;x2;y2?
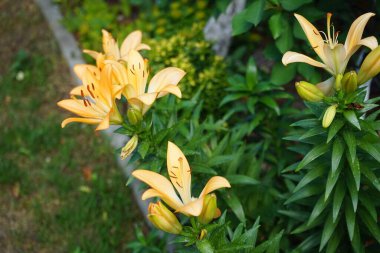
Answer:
283;12;380;128
132;142;231;235
57;30;186;158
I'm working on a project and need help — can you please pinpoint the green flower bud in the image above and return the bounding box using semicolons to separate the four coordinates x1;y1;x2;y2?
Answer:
120;135;138;160
127;108;142;125
358;46;380;85
341;71;358;94
334;73;343;91
198;194;219;225
295;81;325;102
322;104;338;128
148;201;182;234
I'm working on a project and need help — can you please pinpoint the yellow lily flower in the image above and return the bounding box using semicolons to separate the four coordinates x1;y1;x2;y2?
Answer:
83;30;150;70
282;13;377;95
107;50;186;115
57;64;123;131
132;142;231;216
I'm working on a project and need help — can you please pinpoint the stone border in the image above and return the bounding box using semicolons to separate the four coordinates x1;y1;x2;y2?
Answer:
34;0;150;224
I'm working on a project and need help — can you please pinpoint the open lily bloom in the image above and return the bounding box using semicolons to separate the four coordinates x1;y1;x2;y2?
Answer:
132;142;231;216
108;50;186;115
83;30;150;70
282;13;377;95
57;65;123;131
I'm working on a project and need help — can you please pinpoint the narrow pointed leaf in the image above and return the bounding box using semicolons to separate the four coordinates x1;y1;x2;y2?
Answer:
362;166;380;192
358;141;380;163
347;171;359;212
343;110;361;130
346;153;360;191
320;212;339;251
296;143;330;171
307;195;329;226
331;138;344;175
293;165;324;193
358;209;380;244
325;165;342;201
343;130;356;164
345;199;356;241
332;179;345;222
327;119;345;143
360;195;377;222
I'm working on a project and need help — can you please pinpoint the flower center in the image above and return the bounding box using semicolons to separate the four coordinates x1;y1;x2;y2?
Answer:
319;13;340;49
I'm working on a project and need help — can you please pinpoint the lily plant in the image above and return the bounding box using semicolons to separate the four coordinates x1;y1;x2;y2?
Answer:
282;12;377;95
132;141;231;217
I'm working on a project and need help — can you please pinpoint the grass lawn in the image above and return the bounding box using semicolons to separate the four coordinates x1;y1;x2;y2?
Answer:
0;1;144;252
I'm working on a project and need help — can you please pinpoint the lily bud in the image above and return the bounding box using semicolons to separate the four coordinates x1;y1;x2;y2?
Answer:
148;201;182;234
127;108;142;125
120;135;138;160
322;104;338;128
295;81;325;102
198;194;220;224
334;74;343;91
358;46;380;85
341;71;358;94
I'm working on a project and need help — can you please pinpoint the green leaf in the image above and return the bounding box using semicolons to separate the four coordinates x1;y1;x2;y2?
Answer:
345;199;356;241
332;179;345;223
137;141;150;159
360;195;377;222
347;171;358;212
225;175;260;185
343;110;361;130
223;191;246;224
327;119;345;143
299;127;325;140
331;138;344;176
246;57;258;90
346;153;360;191
343;130;356;164
358;209;380;244
362;166;380;192
208;155;234;167
285;184;323;204
320;212;339;251
326;229;342;253
232;11;252;36
351;222;363;253
260;96;280;115
275;20;294;53
307;195;328;226
293;165;324;193
290;118;320;128
196;240;214;253
270;63;296;85
325;164;342;201
268;13;283;39
219;93;246;107
244;0;265;26
280;0;313;11
296;143;330;171
358;141;380;164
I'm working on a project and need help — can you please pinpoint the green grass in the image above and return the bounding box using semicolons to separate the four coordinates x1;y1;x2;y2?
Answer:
0;25;143;253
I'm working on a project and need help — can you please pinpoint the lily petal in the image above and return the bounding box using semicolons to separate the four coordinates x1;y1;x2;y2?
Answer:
57;99;101;118
136;43;151;51
282;51;327;69
294;13;326;62
322;44;346;75
157;84;182;99
316;77;335;96
102;29;120;60
359;36;378;50
167;142;192;204
96;113;110;131
129;93;157;106
120;30;143;59
61;117;100;128
175;197;204;216
344;13;375;57
142;189;183;210
126;50;148;95
148;67;186;94
199;176;231;198
83;49;100;60
132;169;183;209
